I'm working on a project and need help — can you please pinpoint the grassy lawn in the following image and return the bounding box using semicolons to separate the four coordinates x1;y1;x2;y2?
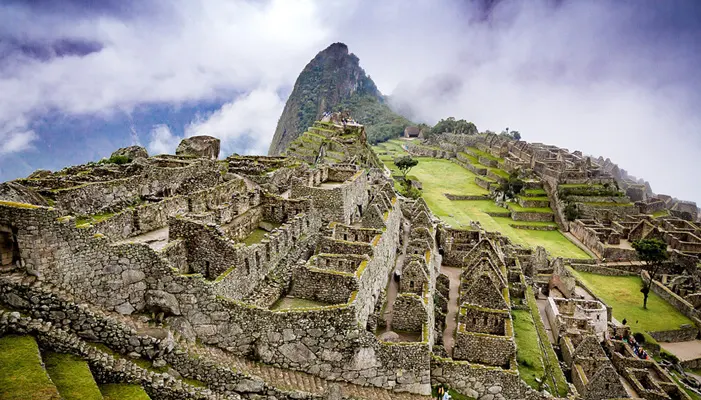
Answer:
373;154;590;259
43;352;102;400
524;189;547;196
512;309;546;390
100;384;151;400
652;210;670;218
571;270;693;332
509;203;554;213
0;335;61;400
467;147;503;162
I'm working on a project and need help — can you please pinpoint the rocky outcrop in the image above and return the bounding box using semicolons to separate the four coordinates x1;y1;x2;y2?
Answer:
0;181;48;206
176;136;220;159
111;145;149;161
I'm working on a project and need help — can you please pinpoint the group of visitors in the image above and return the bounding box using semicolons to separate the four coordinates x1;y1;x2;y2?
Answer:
435;384;452;399
612;328;649;360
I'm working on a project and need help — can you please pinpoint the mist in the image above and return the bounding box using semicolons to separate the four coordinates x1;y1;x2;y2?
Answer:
1;0;699;202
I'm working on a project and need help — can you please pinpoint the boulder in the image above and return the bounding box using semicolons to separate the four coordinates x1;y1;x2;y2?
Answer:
111;146;148;161
378;331;400;342
0;182;49;206
176;136;220;159
145;290;181;315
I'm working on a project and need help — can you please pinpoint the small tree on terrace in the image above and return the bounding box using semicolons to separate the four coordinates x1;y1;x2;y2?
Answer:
497;170;525;201
632;238;669;309
394;156;419;181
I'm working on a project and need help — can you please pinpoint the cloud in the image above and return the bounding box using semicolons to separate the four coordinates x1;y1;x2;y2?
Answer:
185;88;285;156
1;0;701;203
147;124;180;155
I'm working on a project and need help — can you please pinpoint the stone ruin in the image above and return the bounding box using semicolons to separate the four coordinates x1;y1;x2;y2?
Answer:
1;113;698;400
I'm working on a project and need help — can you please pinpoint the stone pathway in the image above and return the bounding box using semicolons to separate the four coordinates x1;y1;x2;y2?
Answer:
379;220;410;333
440;265;461;356
190;345;429;400
661;340;701;362
115;227;169;250
2;272;430;400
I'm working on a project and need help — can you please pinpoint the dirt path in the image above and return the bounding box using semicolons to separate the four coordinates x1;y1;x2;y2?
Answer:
440;265;462;356
380;220;411;332
661;340;701;362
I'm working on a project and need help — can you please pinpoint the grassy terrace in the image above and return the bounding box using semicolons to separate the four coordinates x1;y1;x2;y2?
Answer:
512;309;546;390
44;352;102;400
508;204;554;213
100;384;151;400
570;270;693;333
524;189;547;196
372;149;590;258
0;335;61;400
467;147;503;162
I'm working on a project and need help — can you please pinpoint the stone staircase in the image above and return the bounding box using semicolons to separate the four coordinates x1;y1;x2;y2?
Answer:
0;333;151;400
197;344;428;400
1;272;429;400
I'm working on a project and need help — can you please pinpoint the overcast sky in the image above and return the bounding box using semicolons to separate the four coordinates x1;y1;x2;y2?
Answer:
1;0;700;202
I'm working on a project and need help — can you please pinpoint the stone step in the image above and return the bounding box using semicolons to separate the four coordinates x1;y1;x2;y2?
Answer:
43;351;103;400
0;334;62;400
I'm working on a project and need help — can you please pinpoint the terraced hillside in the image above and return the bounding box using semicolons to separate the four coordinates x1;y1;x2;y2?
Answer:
373;140;590;259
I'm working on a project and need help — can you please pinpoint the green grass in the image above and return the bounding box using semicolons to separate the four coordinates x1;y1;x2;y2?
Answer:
512;309;546;390
75;211;116;226
374;157;589;259
487;167;510;179
43;352;102;400
518;195;550;202
558;184;605;189
525;287;569;396
652;210;670;218
524;189;547;196
508;203;554;213
467;146;503;162
669;372;701;400
242;228;269;246
570;270;694;332
0;335;61;400
100;384;151;400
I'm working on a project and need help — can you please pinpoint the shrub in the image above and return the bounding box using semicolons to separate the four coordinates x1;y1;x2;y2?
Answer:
99;155;130;165
633;332;646;344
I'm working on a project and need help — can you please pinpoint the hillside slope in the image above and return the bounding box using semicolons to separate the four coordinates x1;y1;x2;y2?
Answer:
268;42;410;155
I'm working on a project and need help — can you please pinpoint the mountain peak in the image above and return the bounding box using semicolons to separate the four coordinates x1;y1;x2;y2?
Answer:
268;43;407;155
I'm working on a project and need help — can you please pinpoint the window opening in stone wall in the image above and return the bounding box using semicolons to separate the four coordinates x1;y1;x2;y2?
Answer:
255;251;260;268
409;281;414;289
0;227;17;266
244;258;250;275
357;204;362;216
344;233;348;241
205;260;211;278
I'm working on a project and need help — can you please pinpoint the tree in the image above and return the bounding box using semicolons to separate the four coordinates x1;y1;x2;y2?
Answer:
497;170;525;201
632;238;669;309
394;156;418;180
512;131;521;140
429;117;478;136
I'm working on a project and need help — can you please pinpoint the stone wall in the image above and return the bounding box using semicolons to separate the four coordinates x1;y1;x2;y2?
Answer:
430;356;551;400
289;265;357;304
453;328;515;367
392;293;427;332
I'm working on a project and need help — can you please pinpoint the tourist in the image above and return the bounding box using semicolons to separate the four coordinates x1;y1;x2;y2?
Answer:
436;385;445;399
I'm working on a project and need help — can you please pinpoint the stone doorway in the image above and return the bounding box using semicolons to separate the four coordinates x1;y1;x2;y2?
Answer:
0;225;20;267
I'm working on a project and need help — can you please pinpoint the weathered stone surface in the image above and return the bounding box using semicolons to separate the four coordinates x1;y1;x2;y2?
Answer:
111;145;148;160
176;135;220;159
145;290;181;315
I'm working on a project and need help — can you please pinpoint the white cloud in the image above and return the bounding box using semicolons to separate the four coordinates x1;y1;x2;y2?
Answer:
1;0;700;203
147;124;180;155
185;88;285;156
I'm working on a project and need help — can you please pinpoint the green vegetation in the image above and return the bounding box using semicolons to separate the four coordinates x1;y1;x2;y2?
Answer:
426;117;478;138
512;309;545;390
43;352;102;400
524;189;547;196
337;94;412;144
99;384;151;400
570;270;692;332
669;372;701;400
558;184;623;197
99;154;131;165
633;238;670;309
467;147;503;163
508;204;553;214
582;202;634;207
652;209;670;218
376;157;589;259
0;335;61;400
243;228;269;246
75;211;116;226
525;287;569;396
